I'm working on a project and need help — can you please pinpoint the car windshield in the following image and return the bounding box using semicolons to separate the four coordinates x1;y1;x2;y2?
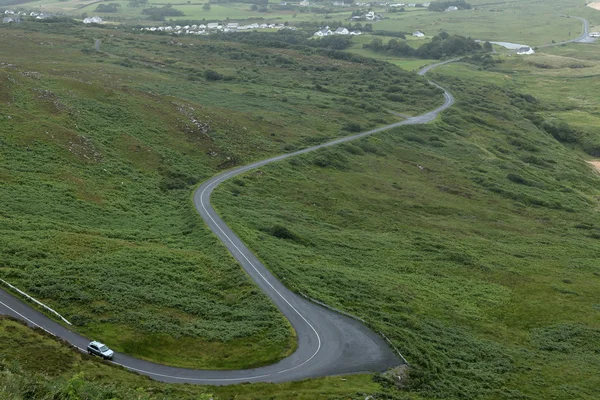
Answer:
99;345;109;352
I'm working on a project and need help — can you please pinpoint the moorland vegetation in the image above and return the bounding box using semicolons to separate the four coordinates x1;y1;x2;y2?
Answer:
0;21;439;370
212;63;600;398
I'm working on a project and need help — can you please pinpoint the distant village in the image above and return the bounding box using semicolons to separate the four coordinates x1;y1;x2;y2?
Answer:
140;22;296;35
2;9;52;23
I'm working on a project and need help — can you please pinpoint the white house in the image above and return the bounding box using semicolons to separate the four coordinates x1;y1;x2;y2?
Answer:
314;27;333;36
365;11;375;20
199;24;206;29
412;30;425;37
207;22;219;29
350;30;362;35
590;32;600;38
226;22;238;29
83;16;103;24
300;0;310;6
4;10;14;15
335;27;349;35
2;17;15;23
445;6;458;11
517;46;535;55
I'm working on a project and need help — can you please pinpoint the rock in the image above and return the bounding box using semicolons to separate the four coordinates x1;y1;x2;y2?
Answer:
380;364;410;388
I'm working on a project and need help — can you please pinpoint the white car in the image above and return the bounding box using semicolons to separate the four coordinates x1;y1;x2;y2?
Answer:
87;341;114;360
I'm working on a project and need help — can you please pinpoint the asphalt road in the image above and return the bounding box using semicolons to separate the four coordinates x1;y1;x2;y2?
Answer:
0;61;455;385
539;16;594;47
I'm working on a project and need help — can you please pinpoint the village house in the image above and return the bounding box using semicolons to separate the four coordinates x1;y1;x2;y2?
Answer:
335;27;349;35
314;27;333;36
83;16;103;24
412;30;425;37
300;0;310;6
517;46;535;55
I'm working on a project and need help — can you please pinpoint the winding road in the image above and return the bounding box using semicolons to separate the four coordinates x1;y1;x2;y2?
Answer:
0;15;594;384
2;13;594;380
0;60;453;385
539;16;595;47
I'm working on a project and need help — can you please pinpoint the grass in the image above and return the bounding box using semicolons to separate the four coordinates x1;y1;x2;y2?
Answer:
0;315;387;399
211;63;600;398
7;0;599;45
0;21;440;369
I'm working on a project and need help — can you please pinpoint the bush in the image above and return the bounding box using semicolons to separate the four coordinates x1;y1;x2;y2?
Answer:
541;120;578;143
268;224;298;240
506;173;534;186
342;122;362;132
204;69;223;81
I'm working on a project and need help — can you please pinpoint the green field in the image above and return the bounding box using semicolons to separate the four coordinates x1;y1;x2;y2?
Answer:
211;54;600;398
0;21;440;370
4;0;599;46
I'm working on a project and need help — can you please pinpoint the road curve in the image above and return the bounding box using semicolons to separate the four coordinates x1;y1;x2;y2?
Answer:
539;16;594;48
0;61;454;385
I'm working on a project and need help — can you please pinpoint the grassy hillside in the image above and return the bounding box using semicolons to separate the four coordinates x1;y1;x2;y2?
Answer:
212;67;600;398
0;315;385;399
0;22;438;369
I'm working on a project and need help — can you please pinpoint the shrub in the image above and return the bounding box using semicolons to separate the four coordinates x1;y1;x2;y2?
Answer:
204;69;223;81
342;122;362;132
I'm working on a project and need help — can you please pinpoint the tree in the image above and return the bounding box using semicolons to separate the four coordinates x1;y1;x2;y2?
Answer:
95;3;121;13
142;5;185;20
428;0;471;12
128;0;148;7
363;23;372;32
364;38;383;50
483;41;493;52
202;2;211;10
250;4;258;10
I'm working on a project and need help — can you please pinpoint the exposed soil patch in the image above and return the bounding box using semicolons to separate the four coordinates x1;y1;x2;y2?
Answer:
588;2;600;10
587;161;600;172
